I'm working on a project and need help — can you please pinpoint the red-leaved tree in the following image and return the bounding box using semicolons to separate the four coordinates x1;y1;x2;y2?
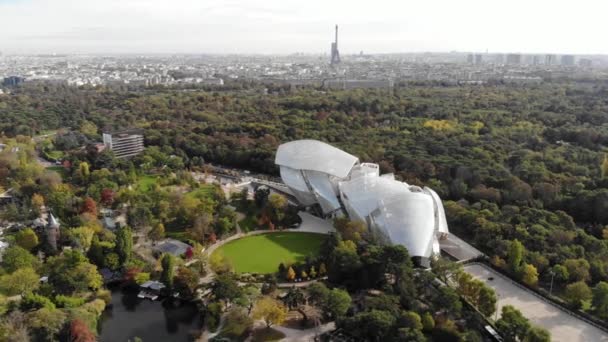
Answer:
81;197;98;215
100;188;115;206
69;319;96;342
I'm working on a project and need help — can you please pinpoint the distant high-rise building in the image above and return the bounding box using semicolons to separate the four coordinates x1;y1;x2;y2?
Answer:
544;54;556;65
532;55;541;65
330;25;341;66
3;76;25;87
467;54;474;64
475;54;483;65
579;58;592;67
561;55;575;66
495;54;504;64
103;129;145;159
506;54;522;65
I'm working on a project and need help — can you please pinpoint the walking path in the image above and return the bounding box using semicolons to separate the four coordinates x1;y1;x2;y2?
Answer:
465;263;608;342
270;321;336;342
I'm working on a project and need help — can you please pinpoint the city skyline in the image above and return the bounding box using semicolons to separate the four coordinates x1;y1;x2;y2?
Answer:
1;0;608;55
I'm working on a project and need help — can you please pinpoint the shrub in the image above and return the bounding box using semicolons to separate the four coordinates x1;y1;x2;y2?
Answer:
21;293;55;311
205;302;223;332
55;295;86;308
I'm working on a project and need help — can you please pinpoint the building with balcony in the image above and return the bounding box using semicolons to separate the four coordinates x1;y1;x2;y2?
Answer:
102;129;145;159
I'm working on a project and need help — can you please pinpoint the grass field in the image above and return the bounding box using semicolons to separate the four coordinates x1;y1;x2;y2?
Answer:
137;175;158;192
185;184;215;200
213;232;324;274
46;166;67;178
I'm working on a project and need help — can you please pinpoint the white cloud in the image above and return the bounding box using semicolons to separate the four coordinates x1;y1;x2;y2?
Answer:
0;0;606;54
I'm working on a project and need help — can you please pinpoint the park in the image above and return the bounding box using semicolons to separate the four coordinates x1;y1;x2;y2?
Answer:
211;232;325;274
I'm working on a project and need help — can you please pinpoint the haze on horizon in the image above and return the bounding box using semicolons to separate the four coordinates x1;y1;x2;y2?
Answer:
1;0;607;55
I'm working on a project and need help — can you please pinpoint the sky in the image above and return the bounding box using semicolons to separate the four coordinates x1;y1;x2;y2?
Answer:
0;0;607;55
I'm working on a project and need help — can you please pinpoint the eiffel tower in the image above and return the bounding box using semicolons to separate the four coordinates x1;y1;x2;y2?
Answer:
330;25;341;66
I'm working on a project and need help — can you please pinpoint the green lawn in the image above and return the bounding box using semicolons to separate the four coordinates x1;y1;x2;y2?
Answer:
137;175;158;192
45;166;67;178
213;232;324;274
45;150;64;160
185;185;215;200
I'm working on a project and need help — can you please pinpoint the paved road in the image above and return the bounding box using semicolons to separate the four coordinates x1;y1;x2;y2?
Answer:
465;263;608;342
439;233;484;261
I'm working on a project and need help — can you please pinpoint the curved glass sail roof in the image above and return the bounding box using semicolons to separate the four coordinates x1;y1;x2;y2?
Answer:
373;193;436;258
275;139;449;262
275;140;359;178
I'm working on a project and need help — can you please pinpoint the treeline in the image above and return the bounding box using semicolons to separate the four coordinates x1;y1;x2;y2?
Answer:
4;80;608;321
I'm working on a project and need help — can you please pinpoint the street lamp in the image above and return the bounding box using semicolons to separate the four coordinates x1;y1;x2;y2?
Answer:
494;293;500;322
549;270;555;296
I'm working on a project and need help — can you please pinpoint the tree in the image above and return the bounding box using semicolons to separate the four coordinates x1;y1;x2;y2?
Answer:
309;265;317;278
324;288;351;319
507;239;525;275
47;250;102;294
286;266;296;281
496;305;531;342
552;264;569;284
564;258;591;282
0;267;40;296
149;222;166;241
319;262;327;276
220;308;254;340
31;193;45;210
524;326;551;342
477;285;497;317
174;267;199;299
204;302;223;332
254;187;270;208
69;319;96;342
0;311;30;342
252;297;287;328
564;281;592;309
345;310;395;342
235;285;260;315
68;226;95;251
1;246;39;273
283;287;306;310
307;282;329;306
213;273;242;305
188;212;212;243
593;281;608;320
399;311;422;330
15;228;39;251
78;162;90;184
435;286;462;314
210;251;232;274
398;328;426;342
421;312;435;331
100;188;115;207
431;256;463;284
27;307;67;341
115;225;133;265
601;154;608;179
333;217;367;243
160;253;175;289
267;193;287;226
522;263;539;287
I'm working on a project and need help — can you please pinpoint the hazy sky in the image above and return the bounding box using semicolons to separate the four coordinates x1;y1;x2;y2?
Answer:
1;0;606;55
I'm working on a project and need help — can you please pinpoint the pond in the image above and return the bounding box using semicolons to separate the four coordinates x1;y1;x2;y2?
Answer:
98;287;203;342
